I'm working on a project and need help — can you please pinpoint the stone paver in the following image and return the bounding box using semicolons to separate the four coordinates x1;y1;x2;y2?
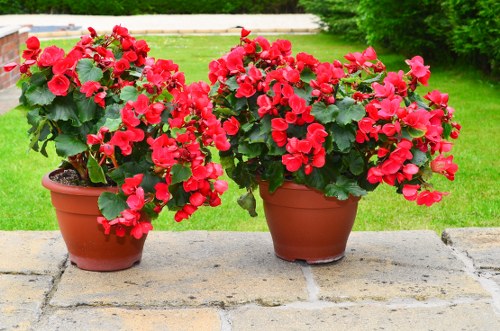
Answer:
1;229;499;330
50;231;307;308
0;274;53;330
311;258;488;302
311;231;490;302
37;307;220;331
346;231;466;270
443;227;500;271
0;231;67;275
229;302;500;331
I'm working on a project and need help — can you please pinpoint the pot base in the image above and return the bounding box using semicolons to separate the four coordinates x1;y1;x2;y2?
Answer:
274;252;345;265
69;254;142;272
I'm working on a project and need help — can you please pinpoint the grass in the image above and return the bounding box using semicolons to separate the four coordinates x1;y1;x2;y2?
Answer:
0;34;498;233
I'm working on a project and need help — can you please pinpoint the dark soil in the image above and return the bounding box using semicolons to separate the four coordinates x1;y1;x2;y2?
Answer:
49;169;115;187
49;169;82;186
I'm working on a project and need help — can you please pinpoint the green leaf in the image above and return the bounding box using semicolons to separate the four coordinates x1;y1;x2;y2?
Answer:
237;191;257;217
27;108;42;127
266;136;286;156
28;118;50;153
331;124;355;152
120;86;140;102
226;93;247;111
300;67;315;83
411;149;428;166
362;73;383;84
293;85;313;102
304;168;327;191
74;92;97;123
170;164;192;185
443;122;452;138
54;134;88;157
28;71;48;87
336;98;365;125
248;126;267;143
262;162;284;193
101;117;122;132
98;192;127;220
87;156;107;184
76;58;103;84
108;160;151;186
347;150;364;176
238;141;264;158
248;116;271;144
325;176;367;200
225;76;240;91
325;183;349;200
25;85;56;106
241;122;254;132
220;154;236;177
95;104;121;130
209;81;221;97
311;102;338;124
166;183;190;209
46;97;79;123
407;127;426;138
140;173;162;193
408;91;430;110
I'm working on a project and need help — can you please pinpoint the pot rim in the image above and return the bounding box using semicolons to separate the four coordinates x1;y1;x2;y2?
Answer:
259;180;361;202
42;169;118;197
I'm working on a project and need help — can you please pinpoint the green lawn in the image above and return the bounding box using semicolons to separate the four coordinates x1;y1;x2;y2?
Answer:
0;34;498;233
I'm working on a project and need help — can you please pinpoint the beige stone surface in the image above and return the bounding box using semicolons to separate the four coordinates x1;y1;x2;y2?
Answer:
50;231;307;308
37;307;220;331
346;231;465;270
443;227;500;270
229;302;500;331
312;257;489;302
0;231;67;275
0;274;53;330
312;231;490;302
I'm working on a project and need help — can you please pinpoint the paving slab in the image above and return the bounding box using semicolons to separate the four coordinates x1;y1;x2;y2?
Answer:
229;301;500;331
311;231;489;302
0;231;67;275
442;227;500;271
311;258;488;302
0;274;53;330
36;307;220;330
50;231;307;308
346;231;465;270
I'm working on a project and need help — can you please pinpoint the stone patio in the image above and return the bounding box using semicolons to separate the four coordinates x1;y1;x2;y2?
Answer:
0;228;499;330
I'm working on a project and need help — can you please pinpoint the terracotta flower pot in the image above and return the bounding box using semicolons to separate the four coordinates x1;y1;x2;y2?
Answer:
259;181;360;264
42;170;147;271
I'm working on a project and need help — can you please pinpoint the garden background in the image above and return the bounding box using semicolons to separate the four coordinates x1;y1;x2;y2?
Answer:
0;0;498;232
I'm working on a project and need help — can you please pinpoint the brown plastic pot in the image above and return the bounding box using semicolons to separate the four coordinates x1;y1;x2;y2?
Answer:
259;181;360;264
42;170;147;271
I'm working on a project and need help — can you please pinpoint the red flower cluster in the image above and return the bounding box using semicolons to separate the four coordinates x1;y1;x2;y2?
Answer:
353;54;459;205
210;29;460;209
6;26;230;238
87;69;230;238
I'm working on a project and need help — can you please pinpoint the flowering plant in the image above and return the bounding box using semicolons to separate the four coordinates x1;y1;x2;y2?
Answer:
209;29;460;216
5;26;230;238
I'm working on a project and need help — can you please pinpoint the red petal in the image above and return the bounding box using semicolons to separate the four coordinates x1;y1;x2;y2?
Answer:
3;62;18;72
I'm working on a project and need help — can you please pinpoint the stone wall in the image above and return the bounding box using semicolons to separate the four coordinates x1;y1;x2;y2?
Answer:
0;26;28;91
